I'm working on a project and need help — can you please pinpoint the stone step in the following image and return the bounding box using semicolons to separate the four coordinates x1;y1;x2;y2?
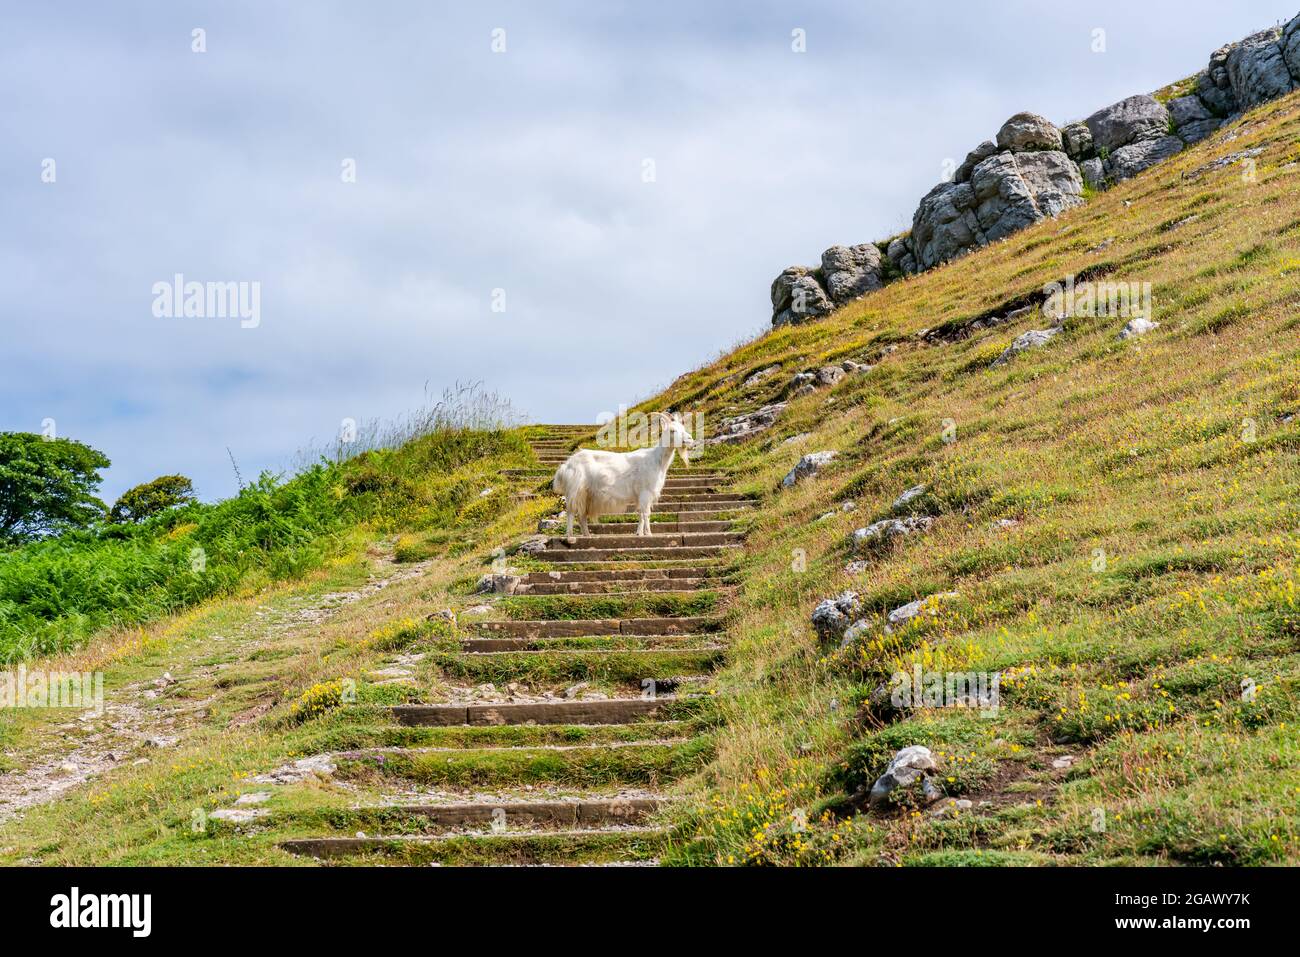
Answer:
324;796;665;830
516;578;714;595
440;649;723;684
647;494;755;505
470;617;717;638
391;697;668;726
520;566;718;584
280;827;667;864
600;509;738;523
331;739;705;789
459;634;715;652
541;544;740;562
547;532;742;550
584;520;733;535
503;469;730;481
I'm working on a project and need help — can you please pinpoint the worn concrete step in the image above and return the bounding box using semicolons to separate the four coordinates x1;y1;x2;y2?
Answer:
583;520;733;535
647;501;754;509
337;797;664;830
460;634;715;652
520;566;718;584
471;616;717;638
280;827;667;864
599;509;738;524
331;739;706;789
547;532;742;550
541;545;740;562
391;697;668;726
516;578;714;595
504;468;730;480
441;648;724;684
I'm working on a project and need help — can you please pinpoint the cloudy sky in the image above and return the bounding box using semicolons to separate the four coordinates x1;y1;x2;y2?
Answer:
1;1;1291;501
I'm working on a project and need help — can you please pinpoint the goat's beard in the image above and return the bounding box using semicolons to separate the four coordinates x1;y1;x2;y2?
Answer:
679;444;691;466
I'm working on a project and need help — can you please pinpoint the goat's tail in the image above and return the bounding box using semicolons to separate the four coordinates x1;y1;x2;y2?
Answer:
552;457;585;502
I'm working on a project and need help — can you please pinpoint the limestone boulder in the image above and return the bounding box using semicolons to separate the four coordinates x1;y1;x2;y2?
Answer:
1225;27;1295;110
996;112;1062;152
1084;95;1170;154
820;244;883;305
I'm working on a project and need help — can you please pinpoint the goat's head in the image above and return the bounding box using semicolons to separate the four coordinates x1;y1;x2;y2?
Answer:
653;412;697;465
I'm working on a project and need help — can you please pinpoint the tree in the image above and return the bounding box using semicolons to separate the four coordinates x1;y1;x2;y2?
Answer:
110;474;197;524
0;432;110;545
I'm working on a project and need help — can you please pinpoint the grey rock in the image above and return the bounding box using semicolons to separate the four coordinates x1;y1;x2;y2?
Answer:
970;150;1083;243
743;364;781;388
885;236;918;275
811;591;862;642
953;139;998;183
782;450;837;488
996;112;1062;152
1085;95;1170;154
1061;122;1093;160
887;592;960;628
1284;15;1300;83
892;483;929;510
771;267;833;327
821;244;883;305
1177;118;1223;145
991;327;1061;366
707;403;786;445
1168;94;1213;128
517;535;549;555
475;573;521;595
1226;27;1295;110
911;180;982;269
1119;316;1160;340
210;807;270;824
851;516;935;553
1079;157;1106;190
815;365;845;387
1196;67;1236;117
868;745;938;808
1107;134;1185;181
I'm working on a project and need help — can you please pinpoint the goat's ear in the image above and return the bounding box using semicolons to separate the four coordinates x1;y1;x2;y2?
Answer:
650;412;670;426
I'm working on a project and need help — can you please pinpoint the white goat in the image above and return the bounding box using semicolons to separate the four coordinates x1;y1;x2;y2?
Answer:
552;413;696;537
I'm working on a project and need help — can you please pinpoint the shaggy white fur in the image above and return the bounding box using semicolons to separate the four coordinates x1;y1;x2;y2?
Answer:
552;413;696;537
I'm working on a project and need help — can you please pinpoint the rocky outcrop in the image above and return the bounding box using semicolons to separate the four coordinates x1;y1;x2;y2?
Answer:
996;112;1062;152
781;450;837;488
771;267;833;328
912;136;1085;271
821;244;883;304
705;403;788;445
1085;95;1170;155
811;591;863;643
771;244;884;326
767;13;1300;328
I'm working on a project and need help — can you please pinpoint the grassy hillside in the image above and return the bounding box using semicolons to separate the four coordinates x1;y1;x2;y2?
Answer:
3;91;1299;867
640;90;1300;865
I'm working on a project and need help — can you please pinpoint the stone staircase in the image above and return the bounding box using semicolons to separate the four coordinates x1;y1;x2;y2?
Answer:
279;425;749;865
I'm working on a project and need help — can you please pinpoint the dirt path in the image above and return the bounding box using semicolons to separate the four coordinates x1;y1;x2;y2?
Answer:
0;554;430;826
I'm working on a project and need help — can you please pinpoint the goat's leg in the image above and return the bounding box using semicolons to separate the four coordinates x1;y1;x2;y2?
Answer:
580;515;590;536
637;493;654;536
